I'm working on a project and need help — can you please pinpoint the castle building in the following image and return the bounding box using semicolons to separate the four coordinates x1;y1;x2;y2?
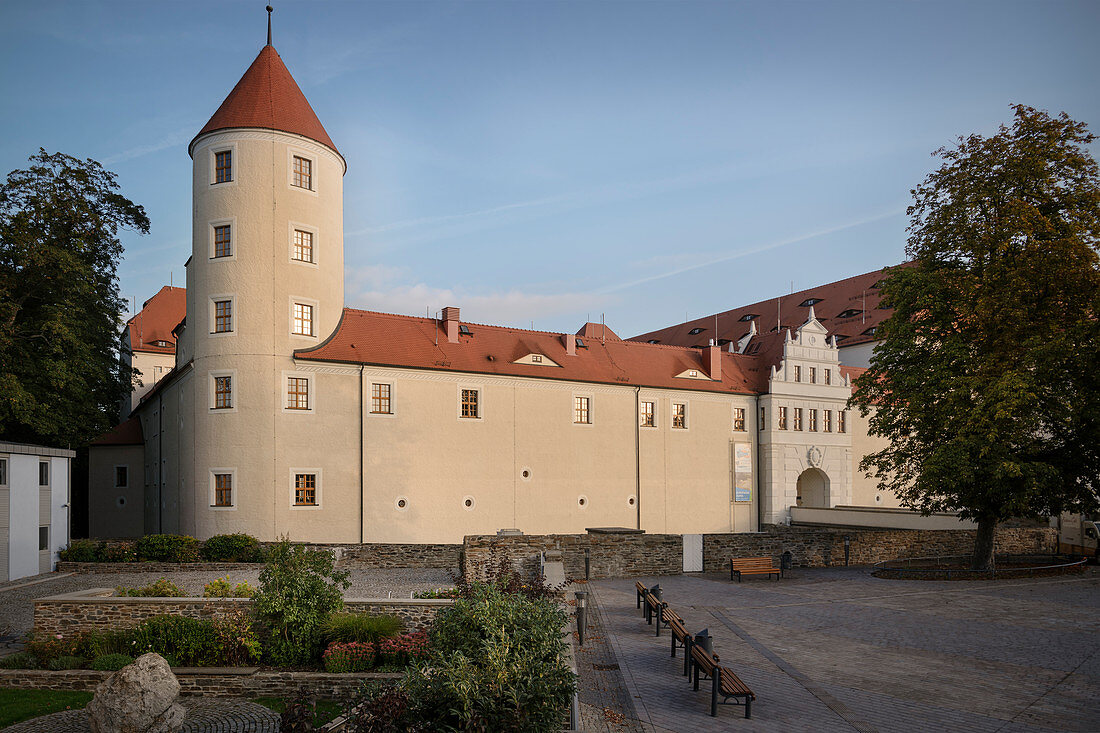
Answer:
121;286;186;418
89;27;895;543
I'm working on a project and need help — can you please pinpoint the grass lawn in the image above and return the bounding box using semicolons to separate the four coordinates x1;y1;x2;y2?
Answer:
0;689;93;727
252;696;344;726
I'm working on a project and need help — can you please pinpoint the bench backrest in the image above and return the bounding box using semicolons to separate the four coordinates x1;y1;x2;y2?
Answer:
669;616;689;641
661;605;681;624
645;592;661;609
691;643;718;674
635;581;648;593
730;557;776;569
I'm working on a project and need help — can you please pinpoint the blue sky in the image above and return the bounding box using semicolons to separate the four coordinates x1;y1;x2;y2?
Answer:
2;1;1097;336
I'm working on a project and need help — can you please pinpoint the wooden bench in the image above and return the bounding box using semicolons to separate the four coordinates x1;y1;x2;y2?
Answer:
729;556;782;582
654;602;681;638
635;581;648;611
668;615;693;676
643;590;663;626
690;644;755;718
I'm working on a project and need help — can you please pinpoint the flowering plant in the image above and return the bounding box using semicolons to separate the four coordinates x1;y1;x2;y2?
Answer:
322;641;375;673
378;630;430;665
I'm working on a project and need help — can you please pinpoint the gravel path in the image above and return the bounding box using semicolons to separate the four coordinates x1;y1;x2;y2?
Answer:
0;567;455;645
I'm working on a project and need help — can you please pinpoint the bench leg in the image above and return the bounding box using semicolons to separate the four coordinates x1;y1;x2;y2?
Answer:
745;696;752;719
711;670;719;717
692;659;699;691
655;608;662;637
683;638;692;677
730;563;734;581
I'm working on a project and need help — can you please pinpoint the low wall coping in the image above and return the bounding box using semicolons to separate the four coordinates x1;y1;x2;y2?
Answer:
35;588;455;605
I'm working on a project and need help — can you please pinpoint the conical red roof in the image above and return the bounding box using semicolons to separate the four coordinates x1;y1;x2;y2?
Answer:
191;45;339;158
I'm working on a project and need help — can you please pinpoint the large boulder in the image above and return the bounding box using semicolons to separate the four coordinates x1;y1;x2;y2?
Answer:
87;652;186;733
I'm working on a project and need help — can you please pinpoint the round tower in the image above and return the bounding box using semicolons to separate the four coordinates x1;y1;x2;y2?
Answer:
184;33;345;540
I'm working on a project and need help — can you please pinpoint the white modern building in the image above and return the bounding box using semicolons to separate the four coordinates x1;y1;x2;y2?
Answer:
0;442;72;582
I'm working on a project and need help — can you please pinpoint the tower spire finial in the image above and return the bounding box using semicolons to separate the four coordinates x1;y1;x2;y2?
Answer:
266;5;273;46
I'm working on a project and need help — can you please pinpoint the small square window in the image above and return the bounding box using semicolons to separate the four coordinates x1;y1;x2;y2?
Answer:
733;407;746;432
293;229;313;263
39;526;49;552
215;150;232;183
295;473;317;506
461;389;479;418
293;303;314;336
214;225;231;258
640;401;655;428
115;466;128;488
214;376;232;409
288;377;310;410
214;300;232;333
574;396;590;424
672;403;687;429
39;462;49;487
292;156;312;189
371;383;392;414
214;474;233;507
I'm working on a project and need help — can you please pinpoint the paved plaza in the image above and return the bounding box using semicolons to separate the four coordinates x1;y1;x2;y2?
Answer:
583;567;1100;732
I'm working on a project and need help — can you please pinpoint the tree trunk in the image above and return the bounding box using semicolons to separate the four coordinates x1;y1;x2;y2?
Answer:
972;517;997;570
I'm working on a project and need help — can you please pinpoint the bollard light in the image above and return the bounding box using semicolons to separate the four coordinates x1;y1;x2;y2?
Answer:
781;550;793;578
844;535;851;566
575;590;588;646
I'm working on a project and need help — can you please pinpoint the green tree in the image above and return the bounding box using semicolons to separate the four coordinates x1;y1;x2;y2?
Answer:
851;105;1100;570
0;150;148;447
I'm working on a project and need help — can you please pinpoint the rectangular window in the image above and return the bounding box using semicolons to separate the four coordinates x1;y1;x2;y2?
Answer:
759;407;765;431
809;409;818;432
287;377;310;410
293;229;313;262
0;458;7;486
794;365;801;382
839;410;847;433
672;403;686;429
794;408;803;431
214;376;232;409
213;225;231;258
294;473;317;506
292;303;314;336
778;406;788;430
824;369;832;385
115;466;128;488
39;462;49;487
461;389;479;418
824;410;833;432
640;400;655;428
215;150;232;183
214;474;232;507
292;155;312;189
371;383;392;414
574;396;590;424
733;407;746;432
809;367;816;384
214;300;232;333
39;526;49;552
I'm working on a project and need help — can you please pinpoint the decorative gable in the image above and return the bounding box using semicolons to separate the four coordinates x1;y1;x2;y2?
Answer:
513;353;560;367
674;368;711;380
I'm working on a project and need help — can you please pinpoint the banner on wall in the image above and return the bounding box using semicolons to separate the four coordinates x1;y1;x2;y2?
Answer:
733;443;752;502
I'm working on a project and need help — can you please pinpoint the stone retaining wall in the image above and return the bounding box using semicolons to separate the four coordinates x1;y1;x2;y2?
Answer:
0;668;399;700
33;590;451;638
56;561;263;573
463;533;683;582
702;526;1057;572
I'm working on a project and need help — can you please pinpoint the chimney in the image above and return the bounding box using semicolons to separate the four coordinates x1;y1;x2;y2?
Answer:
706;338;721;380
443;306;460;343
562;333;576;356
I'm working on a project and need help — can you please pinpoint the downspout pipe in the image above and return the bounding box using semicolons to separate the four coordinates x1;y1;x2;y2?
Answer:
755;394;763;532
359;365;365;544
634;386;641;530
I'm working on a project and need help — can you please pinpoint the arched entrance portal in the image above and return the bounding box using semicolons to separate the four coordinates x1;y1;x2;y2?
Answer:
795;468;830;508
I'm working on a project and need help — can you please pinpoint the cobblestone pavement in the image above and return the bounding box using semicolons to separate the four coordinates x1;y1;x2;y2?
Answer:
591;566;1100;732
0;567;455;645
3;698;280;732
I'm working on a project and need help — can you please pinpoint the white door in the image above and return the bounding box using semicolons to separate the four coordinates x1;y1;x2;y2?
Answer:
683;534;703;572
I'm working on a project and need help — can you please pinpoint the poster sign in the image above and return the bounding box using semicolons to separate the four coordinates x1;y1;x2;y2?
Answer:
733;443;752;502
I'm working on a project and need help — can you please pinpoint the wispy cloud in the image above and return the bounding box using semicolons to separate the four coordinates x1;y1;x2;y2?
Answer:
103;126;195;164
600;207;907;294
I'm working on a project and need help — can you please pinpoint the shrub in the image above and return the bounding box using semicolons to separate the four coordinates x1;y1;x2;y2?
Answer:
90;653;134;671
323;613;401;645
58;539;103;563
131;615;217;667
322;641;376;673
135;534;201;563
0;652;40;669
377;630;429;667
402;582;574;732
203;576;256;598
116;577;186;597
412;587;460;599
85;629;136;658
47;655;86;670
252;538;349;666
24;633;86;664
201;533;264;562
345;685;411;732
212;609;263;666
102;541;138;563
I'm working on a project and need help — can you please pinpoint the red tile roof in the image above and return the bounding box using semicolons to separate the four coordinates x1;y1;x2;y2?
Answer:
126;286;186;355
191;44;340;158
295;309;761;395
576;322;621;340
90;416;144;446
631;264;909;350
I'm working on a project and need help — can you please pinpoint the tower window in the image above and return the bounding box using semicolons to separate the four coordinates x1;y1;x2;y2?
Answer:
292;156;312;189
574;396;590;424
640;401;655;428
214;300;232;333
215;150;232;183
293;229;313;262
461;389;479;418
672;402;687;429
214;376;232;409
371;383;392;414
214;474;232;507
214;225;231;258
287;377;310;410
293;303;314;336
294;473;317;506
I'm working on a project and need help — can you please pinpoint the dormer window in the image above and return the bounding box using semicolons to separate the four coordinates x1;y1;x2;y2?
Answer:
716;339;731;346
799;298;823;307
153;340;170;348
862;326;879;337
837;309;863;319
647;339;660;344
738;314;758;322
575;338;587;349
688;370;698;377
688;327;705;335
834;335;848;343
531;355;542;363
458;324;473;336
